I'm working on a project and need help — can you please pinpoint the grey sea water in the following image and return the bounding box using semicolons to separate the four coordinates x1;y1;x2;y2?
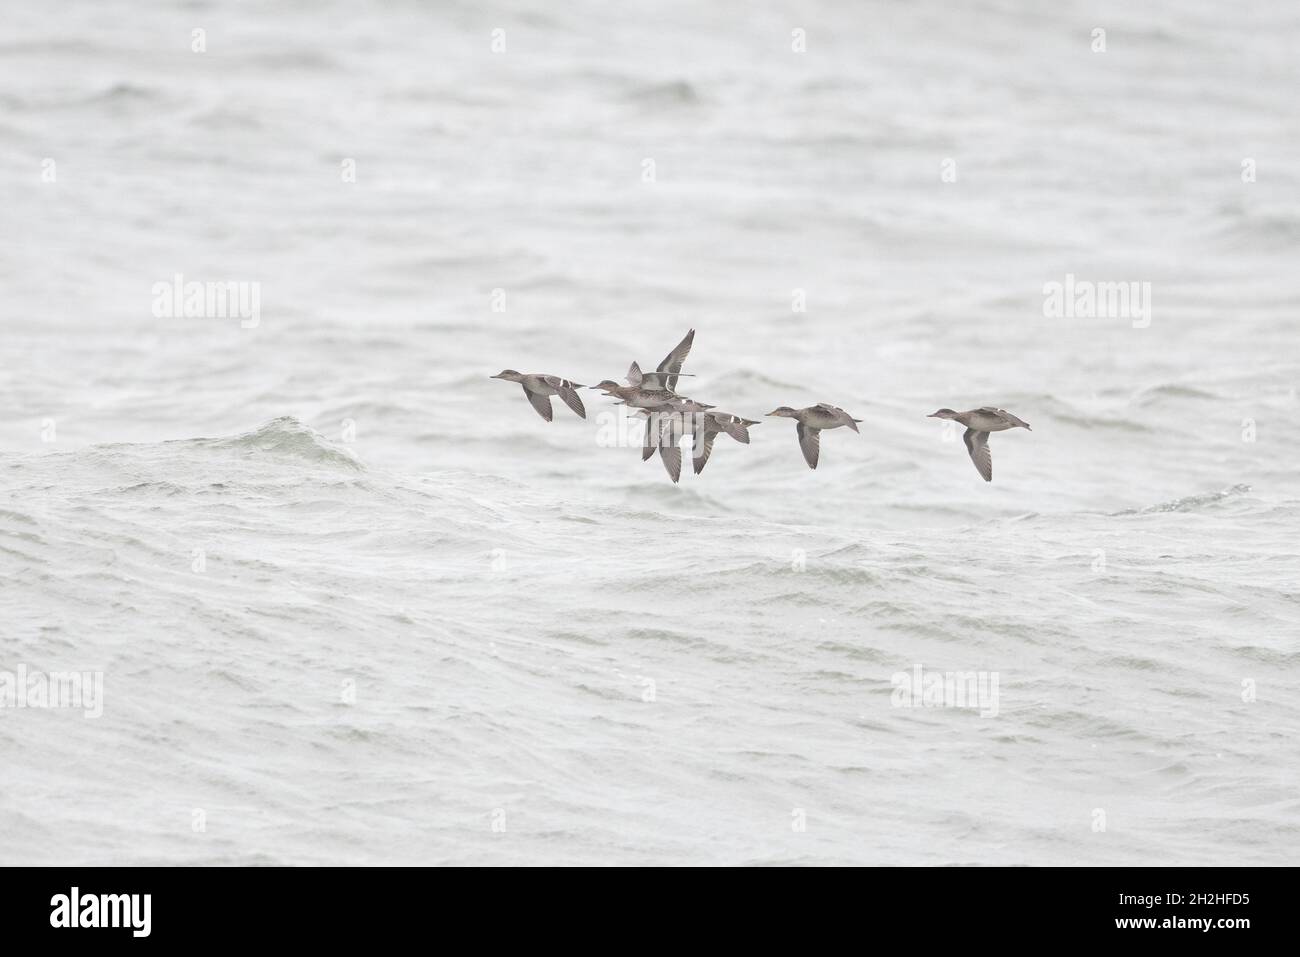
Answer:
2;0;1298;865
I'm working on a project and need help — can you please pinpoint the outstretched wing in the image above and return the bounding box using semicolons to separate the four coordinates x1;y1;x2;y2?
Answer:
657;328;695;393
659;444;682;483
626;362;644;387
544;377;586;419
692;431;717;474
797;422;820;469
717;416;750;443
964;428;992;482
523;386;553;422
641;415;656;461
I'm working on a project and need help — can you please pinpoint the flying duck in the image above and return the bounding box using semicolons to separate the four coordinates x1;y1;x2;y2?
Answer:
766;404;862;469
491;371;586;421
927;407;1031;482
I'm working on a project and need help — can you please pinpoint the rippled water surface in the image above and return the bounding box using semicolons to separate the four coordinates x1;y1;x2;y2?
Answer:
2;0;1298;865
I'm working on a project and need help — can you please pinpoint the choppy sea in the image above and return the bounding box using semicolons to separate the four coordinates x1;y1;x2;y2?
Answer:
2;0;1298;864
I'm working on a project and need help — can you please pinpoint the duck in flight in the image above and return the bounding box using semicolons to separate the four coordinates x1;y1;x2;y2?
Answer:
593;328;709;456
767;404;862;469
590;329;703;411
490;371;586;421
927;407;1031;482
687;411;759;476
590;380;712;411
628;328;695;393
595;327;698;406
638;405;757;482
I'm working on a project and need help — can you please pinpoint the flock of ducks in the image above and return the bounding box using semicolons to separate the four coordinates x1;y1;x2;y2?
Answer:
491;329;1031;483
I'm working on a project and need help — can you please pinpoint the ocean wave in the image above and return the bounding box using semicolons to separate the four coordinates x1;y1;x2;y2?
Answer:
1130;382;1221;406
1118;484;1252;515
620;79;703;107
191;417;363;472
1211;204;1300;247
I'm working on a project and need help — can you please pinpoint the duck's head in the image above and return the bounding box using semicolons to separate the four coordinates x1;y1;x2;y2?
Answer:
491;369;523;382
590;380;623;392
927;408;959;420
766;406;798;418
